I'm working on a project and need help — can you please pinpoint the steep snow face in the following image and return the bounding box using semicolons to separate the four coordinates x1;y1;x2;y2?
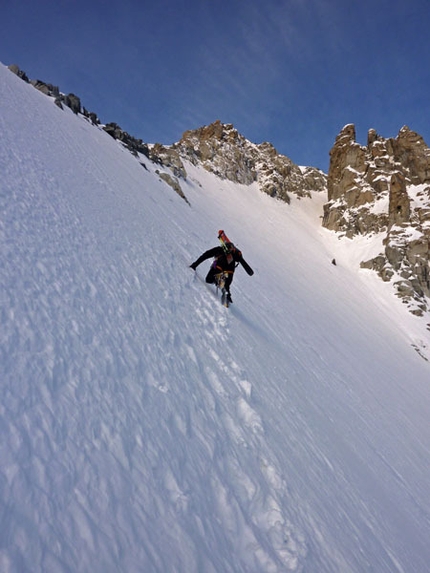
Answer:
1;63;430;573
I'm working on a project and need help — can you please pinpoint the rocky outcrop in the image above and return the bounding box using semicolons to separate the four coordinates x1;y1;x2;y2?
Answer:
176;121;256;185
148;143;187;179
7;64;29;82
140;120;326;204
173;120;327;202
155;170;189;204
324;124;430;316
29;78;60;98
102;122;150;158
60;93;81;114
393;126;430;184
8;64;83;115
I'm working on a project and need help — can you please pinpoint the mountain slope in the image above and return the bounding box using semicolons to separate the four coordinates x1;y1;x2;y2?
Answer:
2;63;430;573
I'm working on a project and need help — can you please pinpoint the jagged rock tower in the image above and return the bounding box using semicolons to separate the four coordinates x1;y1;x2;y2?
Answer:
323;124;430;316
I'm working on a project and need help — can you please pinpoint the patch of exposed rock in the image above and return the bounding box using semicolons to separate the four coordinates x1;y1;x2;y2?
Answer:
8;64;84;116
148;143;187;179
155;170;189;204
102;123;150;158
323;124;430;316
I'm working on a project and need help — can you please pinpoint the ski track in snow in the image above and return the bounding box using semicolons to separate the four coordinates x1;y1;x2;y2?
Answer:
2;63;430;573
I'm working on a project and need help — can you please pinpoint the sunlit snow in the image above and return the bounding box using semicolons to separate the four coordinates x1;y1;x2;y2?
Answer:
2;63;430;573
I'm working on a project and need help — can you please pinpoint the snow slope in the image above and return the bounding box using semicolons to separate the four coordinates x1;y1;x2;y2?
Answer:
1;63;430;573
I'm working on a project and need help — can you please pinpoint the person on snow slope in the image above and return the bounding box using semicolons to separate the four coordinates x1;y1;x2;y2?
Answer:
190;232;254;304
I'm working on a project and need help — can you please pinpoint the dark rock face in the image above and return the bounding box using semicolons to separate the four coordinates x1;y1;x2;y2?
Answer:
8;64;29;82
30;79;60;98
8;64;81;114
102;123;150;157
61;93;81;114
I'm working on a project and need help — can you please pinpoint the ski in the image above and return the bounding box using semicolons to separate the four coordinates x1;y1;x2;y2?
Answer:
218;229;232;252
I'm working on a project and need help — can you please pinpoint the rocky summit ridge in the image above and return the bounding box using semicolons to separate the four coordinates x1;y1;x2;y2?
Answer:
148;120;327;202
6;64;430;325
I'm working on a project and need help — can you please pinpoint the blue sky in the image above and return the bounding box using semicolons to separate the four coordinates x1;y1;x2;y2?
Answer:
2;0;429;171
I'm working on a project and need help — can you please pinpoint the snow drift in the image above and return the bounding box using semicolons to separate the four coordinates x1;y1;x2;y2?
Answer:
1;63;430;573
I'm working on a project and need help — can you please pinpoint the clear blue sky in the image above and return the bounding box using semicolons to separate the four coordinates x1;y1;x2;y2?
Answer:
2;0;429;171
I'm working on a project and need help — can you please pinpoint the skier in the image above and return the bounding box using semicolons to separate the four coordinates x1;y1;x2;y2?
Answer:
190;231;254;304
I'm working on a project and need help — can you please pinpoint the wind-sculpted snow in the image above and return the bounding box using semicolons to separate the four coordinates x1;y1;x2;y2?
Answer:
1;63;430;572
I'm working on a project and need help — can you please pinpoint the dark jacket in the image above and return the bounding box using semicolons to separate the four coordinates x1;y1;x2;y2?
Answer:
191;246;254;276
